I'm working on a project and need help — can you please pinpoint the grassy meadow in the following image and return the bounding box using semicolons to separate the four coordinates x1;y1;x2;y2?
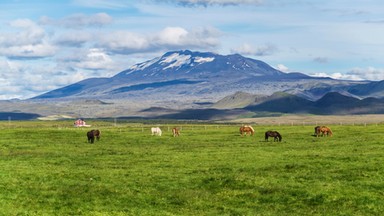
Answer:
0;120;384;215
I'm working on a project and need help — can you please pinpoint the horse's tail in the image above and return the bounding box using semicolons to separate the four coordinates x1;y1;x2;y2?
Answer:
328;127;333;136
314;126;320;136
265;131;268;141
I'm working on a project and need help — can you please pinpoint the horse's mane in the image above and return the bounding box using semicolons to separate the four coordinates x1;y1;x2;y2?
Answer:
245;125;254;132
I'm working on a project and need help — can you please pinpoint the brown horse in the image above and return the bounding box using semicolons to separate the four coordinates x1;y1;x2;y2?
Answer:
320;126;333;137
315;126;333;137
240;125;254;136
265;130;282;142
87;129;101;144
172;127;180;137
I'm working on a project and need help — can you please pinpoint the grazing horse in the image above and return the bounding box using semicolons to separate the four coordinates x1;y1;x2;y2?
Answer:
239;125;254;136
151;127;162;136
172;127;180;137
315;126;333;137
265;130;282;142
87;129;101;144
320;126;333;137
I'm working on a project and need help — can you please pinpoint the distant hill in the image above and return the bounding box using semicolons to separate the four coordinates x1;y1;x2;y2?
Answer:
244;92;384;115
212;91;266;109
344;80;384;98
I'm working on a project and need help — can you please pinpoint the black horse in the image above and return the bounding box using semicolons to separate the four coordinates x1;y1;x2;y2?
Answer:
87;129;101;144
265;130;282;142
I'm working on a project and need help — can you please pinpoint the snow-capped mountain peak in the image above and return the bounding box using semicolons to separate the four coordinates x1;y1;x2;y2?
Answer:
114;49;291;80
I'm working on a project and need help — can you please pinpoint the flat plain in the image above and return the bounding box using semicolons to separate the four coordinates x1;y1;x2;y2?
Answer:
0;119;383;215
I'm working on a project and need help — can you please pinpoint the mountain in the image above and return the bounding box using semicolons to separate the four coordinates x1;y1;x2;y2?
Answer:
34;50;361;103
12;50;384;119
344;80;384;98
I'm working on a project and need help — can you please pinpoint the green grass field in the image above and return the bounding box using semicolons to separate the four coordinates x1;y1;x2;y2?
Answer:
0;121;383;215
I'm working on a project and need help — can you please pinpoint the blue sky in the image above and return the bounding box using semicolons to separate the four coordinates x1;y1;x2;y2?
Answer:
1;0;384;99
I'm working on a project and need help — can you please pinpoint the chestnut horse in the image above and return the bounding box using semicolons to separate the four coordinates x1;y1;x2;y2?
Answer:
239;125;254;136
172;127;180;137
87;129;101;144
265;130;282;142
315;126;333;137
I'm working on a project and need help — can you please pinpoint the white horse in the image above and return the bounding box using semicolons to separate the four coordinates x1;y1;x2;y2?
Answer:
151;127;162;136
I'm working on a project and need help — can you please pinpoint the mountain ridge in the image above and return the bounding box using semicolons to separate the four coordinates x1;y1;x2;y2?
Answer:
8;49;382;120
33;50;365;101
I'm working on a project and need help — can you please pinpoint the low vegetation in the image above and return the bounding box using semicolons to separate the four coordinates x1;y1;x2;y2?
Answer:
0;120;383;215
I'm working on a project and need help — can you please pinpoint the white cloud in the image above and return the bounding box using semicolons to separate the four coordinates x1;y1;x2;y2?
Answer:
54;31;93;47
1;19;45;46
1;43;56;59
311;67;384;81
99;26;221;54
75;48;114;70
0;19;56;59
231;43;277;56
0;57;106;99
155;27;189;45
39;13;112;28
98;31;150;54
276;64;289;72
153;26;220;48
346;67;384;81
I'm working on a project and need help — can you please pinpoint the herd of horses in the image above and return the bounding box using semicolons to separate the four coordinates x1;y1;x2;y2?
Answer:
239;125;332;142
85;125;332;144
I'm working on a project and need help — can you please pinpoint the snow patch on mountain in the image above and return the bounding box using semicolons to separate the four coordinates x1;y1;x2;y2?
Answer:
127;57;160;72
161;53;192;70
159;53;216;70
194;56;214;63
